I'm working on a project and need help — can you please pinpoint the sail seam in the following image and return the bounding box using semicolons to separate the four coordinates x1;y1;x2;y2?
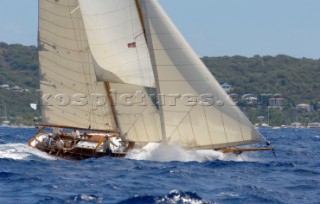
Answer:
234;107;245;142
141;112;151;143
38;18;83;30
45;106;112;129
41;77;99;96
219;107;230;146
83;33;137;46
176;123;183;146
151;107;161;141
132;124;141;142
202;106;214;146
40;61;94;77
39;47;91;63
188;114;197;145
40;64;96;85
39;26;86;42
92;56;151;73
81;4;133;16
42;0;77;8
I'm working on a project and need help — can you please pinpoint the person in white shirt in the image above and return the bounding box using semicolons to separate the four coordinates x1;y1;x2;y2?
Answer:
103;135;118;156
71;129;80;139
55;137;64;155
56;137;64;148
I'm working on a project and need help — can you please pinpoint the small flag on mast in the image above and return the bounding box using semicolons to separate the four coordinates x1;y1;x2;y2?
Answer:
127;42;136;48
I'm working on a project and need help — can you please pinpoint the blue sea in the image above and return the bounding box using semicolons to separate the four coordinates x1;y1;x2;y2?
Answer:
0;127;319;204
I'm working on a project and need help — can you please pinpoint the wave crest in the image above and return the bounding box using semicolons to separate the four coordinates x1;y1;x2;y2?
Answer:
0;143;56;160
119;190;211;204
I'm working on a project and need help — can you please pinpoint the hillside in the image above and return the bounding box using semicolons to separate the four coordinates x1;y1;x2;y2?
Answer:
203;55;320;105
0;42;319;125
0;42;39;125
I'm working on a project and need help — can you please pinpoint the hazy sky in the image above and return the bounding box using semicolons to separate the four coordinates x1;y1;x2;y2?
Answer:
0;0;320;59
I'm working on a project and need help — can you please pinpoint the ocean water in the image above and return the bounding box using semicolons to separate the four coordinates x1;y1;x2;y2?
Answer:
0;127;319;204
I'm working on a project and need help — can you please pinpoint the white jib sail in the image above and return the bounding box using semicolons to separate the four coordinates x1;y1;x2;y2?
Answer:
139;0;262;149
38;0;116;131
79;0;155;87
110;83;162;143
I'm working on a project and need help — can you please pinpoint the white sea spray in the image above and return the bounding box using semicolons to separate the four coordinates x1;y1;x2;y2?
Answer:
126;143;248;162
0;143;56;160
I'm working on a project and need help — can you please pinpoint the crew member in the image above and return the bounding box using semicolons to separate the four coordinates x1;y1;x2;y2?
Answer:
55;136;64;155
45;134;53;146
103;135;118;156
71;128;80;139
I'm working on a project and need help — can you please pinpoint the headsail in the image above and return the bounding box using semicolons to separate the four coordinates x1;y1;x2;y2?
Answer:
109;83;162;143
138;0;262;149
38;0;116;131
79;0;155;87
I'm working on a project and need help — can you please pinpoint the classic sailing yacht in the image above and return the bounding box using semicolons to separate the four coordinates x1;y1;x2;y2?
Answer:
29;0;272;160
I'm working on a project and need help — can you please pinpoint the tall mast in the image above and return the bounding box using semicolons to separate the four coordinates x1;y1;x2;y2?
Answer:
134;0;167;143
105;82;120;133
135;0;147;41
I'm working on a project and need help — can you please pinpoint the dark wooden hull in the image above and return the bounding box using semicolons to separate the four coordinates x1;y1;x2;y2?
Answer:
33;143;126;161
28;131;127;161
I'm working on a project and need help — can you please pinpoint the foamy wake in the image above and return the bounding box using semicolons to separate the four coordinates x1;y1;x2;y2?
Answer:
126;143;247;162
0;143;56;160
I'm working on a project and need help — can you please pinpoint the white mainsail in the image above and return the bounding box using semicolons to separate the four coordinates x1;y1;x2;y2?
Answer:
38;0;116;130
138;0;262;149
79;0;155;87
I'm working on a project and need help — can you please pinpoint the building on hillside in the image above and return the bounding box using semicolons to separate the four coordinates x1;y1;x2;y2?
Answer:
258;93;285;108
242;94;258;105
12;86;24;93
291;122;303;128
24;89;32;94
0;84;10;90
307;122;320;128
296;103;312;112
248;96;258;104
221;83;232;93
268;97;286;107
258;94;273;106
229;93;239;103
